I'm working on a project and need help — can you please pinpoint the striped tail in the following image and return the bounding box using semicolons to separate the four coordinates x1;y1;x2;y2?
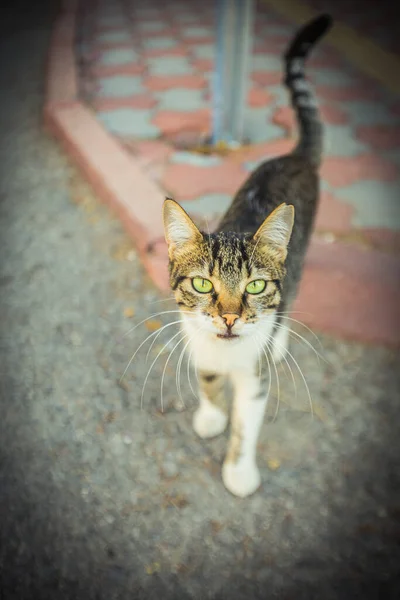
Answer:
284;14;333;168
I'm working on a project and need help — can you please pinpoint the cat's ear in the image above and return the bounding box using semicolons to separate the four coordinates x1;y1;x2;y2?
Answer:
163;198;202;256
253;203;294;261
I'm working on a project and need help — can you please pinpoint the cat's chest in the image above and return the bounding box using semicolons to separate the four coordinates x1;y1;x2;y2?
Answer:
189;331;258;374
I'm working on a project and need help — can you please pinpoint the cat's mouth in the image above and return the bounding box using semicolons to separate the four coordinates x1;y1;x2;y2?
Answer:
217;332;239;340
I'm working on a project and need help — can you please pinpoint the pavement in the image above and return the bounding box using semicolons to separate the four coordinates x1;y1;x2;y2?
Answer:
44;0;400;346
2;1;400;599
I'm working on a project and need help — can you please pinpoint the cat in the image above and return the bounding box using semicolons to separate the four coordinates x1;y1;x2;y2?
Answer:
162;14;333;497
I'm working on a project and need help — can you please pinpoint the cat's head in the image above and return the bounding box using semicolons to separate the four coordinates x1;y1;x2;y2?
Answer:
163;199;294;342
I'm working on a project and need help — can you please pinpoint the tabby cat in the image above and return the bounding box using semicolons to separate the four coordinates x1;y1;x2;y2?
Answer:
163;14;332;497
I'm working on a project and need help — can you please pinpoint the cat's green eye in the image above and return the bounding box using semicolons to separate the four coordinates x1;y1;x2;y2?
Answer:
246;279;266;295
192;277;213;293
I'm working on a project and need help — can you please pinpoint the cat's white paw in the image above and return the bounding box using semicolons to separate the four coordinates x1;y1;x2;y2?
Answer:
193;404;228;439
272;325;289;364
222;460;261;498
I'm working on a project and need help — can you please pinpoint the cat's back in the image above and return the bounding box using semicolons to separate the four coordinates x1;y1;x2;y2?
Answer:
218;154;318;235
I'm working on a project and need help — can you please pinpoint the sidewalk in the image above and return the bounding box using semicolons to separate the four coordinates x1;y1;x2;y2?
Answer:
46;0;400;345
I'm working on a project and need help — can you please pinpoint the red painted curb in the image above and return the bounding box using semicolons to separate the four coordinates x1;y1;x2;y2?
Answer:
44;0;400;347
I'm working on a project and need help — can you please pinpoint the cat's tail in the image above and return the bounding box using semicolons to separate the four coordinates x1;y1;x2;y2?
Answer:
284;14;333;168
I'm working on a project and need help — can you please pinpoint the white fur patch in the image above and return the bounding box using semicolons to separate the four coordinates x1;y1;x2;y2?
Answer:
292;78;310;93
289;57;304;74
296;94;317;108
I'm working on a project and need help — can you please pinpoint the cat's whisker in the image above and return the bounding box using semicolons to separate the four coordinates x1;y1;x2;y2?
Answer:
274;321;327;364
145;318;187;363
160;333;188;413
275;314;325;354
176;338;191;408
120;309;185;341
186;345;199;401
149;296;176;305
176;324;205;407
264;334;282;423
120;318;186;383
269;340;314;419
273;327;299;406
141;329;184;411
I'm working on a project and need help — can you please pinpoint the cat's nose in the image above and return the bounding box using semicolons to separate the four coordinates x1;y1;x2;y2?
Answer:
222;313;240;329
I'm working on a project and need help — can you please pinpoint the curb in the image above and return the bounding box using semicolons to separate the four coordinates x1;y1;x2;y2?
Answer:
44;0;400;347
44;0;170;291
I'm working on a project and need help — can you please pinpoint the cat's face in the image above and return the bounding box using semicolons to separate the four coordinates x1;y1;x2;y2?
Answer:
163;199;294;342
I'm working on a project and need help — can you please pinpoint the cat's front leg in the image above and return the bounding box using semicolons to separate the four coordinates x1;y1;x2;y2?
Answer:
193;371;228;439
222;369;268;497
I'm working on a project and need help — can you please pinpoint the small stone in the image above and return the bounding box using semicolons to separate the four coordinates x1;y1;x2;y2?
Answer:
162;461;178;478
145;319;162;331
104;514;115;524
145;562;160;575
123;434;133;445
123;307;135;318
267;458;281;471
70;331;82;346
127;250;136;262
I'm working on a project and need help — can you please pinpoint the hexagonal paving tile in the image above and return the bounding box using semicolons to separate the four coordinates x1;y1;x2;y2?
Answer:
147;56;193;76
100;48;139;66
155;88;207;111
336;181;400;229
97;108;160;138
98;75;144;97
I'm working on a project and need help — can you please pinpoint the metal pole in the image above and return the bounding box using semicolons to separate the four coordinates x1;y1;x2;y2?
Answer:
212;0;254;146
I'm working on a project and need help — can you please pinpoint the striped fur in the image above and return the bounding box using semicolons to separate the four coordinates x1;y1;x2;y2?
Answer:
284;14;333;167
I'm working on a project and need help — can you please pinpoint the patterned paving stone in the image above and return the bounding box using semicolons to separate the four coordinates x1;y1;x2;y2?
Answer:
248;87;274;108
191;45;214;60
152;109;211;135
336;181;400;229
244;107;283;143
174;14;201;23
266;84;289;107
252;71;282;86
325;125;368;157
144;74;206;91
321;155;398;187
135;22;166;32
98;75;144;97
344;101;397;126
180;194;232;220
315;190;354;234
355;125;400;151
97;16;126;29
155;88;207;111
310;68;354;87
163;161;247;199
181;27;211;38
142;37;177;50
251;54;282;72
147;56;193;76
316;83;382;103
92;94;157;111
99;48;139;66
97;31;131;44
170;152;222;166
256;23;292;36
97;108;160;138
